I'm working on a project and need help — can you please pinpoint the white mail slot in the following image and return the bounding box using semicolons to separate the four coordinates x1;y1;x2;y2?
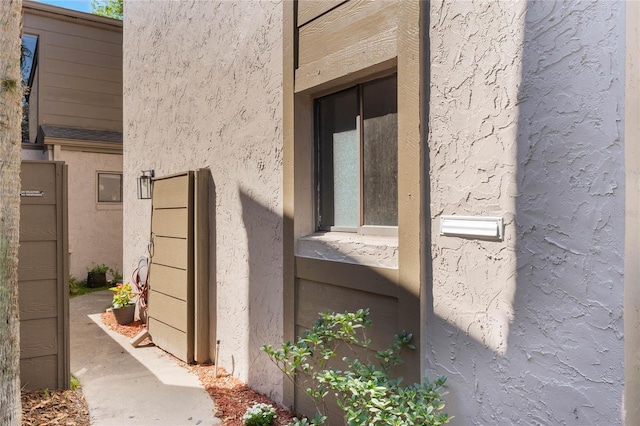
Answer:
440;215;503;240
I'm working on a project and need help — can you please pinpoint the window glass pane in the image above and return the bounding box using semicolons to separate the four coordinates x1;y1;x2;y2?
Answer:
98;173;123;203
317;88;359;230
21;34;38;143
362;75;398;226
333;125;359;227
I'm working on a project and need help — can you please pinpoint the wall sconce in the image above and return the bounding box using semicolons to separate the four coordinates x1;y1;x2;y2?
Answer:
137;170;154;199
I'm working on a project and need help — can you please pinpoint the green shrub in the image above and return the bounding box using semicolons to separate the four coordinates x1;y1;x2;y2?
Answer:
70;375;80;390
108;267;122;284
262;309;450;426
69;275;79;295
87;263;109;274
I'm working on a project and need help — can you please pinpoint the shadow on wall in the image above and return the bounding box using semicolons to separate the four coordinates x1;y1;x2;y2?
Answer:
239;188;284;401
513;1;623;423
427;2;624;425
240;189;425;423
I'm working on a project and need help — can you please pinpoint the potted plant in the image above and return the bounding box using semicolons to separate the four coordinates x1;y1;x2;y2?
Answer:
109;282;135;325
87;263;109;288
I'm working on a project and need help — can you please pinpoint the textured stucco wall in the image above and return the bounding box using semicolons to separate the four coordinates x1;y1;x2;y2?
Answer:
123;0;284;401
55;150;123;279
428;1;624;424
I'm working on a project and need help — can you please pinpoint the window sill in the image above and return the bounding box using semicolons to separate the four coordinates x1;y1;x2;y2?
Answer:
96;203;123;211
296;232;398;269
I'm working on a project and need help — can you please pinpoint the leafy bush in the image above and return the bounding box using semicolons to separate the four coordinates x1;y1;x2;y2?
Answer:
70;375;80;390
108;267;122;284
262;309;450;426
69;275;80;295
88;263;109;274
243;403;277;426
109;282;134;309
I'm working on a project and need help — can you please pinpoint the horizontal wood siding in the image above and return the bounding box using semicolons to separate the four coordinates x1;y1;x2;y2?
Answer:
295;259;400;352
21;318;58;358
20;355;59;391
19;161;69;390
296;256;400;297
18;241;57;281
148;291;188;331
149;264;188;301
20;162;57;204
46;73;121;96
20;204;57;241
45;59;121;82
151;236;189;270
44;45;121;70
19;279;58;321
148;172;194;363
298;0;396;66
293;258;416;424
152;175;191;208
23;10;122;131
296;279;398;350
296;0;397;93
297;0;346;27
152;208;189;238
147;318;188;361
46;87;122;109
23;13;121;44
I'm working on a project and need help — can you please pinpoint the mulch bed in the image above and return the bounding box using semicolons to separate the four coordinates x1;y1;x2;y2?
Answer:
183;364;296;426
21;389;89;426
22;310;297;425
100;311;149;340
99;311;297;425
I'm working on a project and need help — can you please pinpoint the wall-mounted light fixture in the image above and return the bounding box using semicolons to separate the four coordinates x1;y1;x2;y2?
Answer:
137;170;154;200
440;215;503;240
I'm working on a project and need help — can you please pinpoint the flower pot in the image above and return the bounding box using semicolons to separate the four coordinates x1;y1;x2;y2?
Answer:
112;304;135;325
87;272;107;288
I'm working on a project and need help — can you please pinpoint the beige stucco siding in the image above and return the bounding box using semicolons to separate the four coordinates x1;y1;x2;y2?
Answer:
23;5;122;132
428;1;625;423
124;0;284;401
54;150;123;279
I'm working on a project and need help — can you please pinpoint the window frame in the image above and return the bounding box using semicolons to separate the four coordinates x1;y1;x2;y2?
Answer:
96;172;123;204
314;74;398;237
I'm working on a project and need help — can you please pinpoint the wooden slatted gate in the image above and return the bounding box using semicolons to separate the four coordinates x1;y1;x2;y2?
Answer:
19;161;69;389
147;170;209;363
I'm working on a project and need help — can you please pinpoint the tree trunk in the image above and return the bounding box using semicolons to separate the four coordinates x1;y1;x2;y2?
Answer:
0;0;23;424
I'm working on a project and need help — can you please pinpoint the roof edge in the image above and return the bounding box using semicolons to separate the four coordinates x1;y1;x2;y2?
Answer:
44;137;123;154
23;0;122;31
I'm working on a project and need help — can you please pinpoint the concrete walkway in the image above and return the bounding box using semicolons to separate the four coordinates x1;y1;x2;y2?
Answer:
70;290;220;425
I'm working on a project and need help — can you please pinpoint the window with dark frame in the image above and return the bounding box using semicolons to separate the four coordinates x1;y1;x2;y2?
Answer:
316;74;398;234
97;173;123;203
